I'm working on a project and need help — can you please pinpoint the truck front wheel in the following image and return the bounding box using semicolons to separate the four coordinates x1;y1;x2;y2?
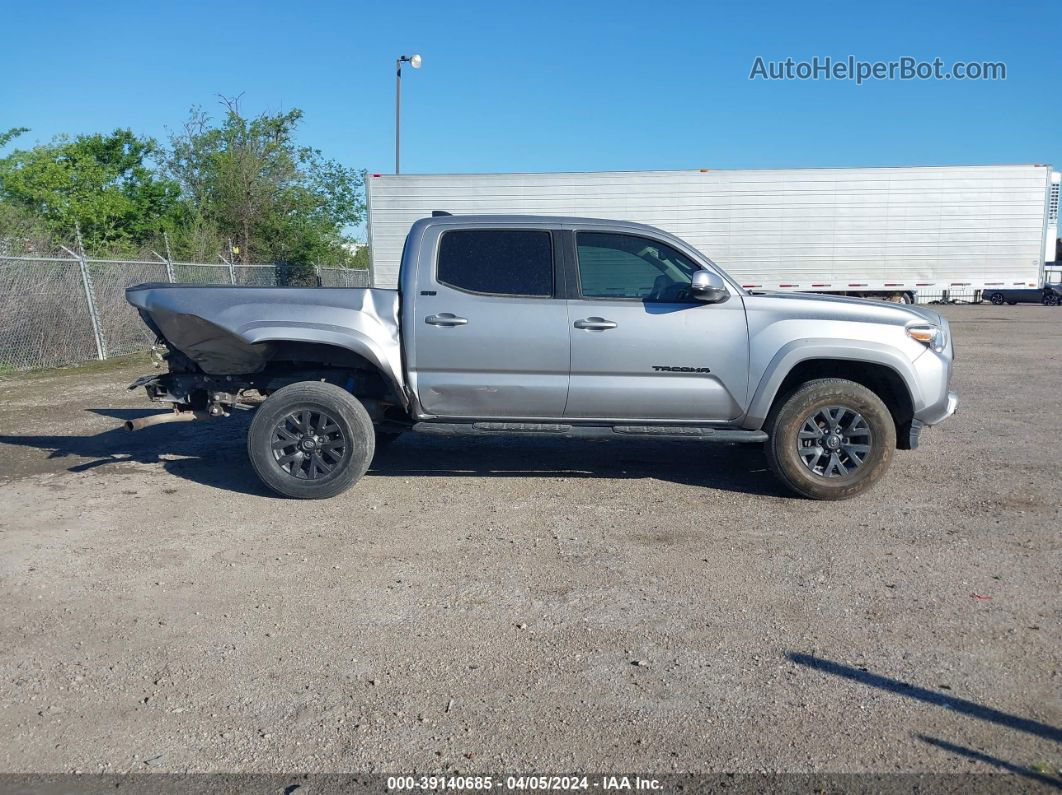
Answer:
765;378;895;500
248;382;375;499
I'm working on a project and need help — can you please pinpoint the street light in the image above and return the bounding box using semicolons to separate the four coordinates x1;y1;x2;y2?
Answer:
395;53;422;174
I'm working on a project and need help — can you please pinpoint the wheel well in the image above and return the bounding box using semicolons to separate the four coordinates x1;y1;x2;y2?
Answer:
770;359;916;449
257;341;399;404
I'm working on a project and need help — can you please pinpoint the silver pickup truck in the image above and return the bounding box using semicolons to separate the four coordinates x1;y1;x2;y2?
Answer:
126;214;957;500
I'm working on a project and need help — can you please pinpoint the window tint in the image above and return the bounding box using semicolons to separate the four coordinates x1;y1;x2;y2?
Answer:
437;230;553;296
576;232;702;302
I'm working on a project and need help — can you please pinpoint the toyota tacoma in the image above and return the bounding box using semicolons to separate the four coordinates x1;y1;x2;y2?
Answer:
125;214;958;500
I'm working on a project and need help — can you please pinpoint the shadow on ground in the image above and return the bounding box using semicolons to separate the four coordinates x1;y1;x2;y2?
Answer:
0;407;786;498
788;652;1062;787
916;736;1061;789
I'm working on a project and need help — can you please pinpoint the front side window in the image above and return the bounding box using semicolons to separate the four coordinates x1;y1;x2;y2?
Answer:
437;230;553;297
576;232;702;302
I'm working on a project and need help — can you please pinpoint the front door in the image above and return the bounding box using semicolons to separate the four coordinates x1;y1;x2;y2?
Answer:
409;227;570;418
564;231;749;421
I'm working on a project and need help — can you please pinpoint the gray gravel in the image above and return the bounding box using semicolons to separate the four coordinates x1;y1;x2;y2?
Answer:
0;304;1058;776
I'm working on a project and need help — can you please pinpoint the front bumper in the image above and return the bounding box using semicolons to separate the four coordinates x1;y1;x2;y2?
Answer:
910;318;957;430
918;389;959;427
906;390;958;448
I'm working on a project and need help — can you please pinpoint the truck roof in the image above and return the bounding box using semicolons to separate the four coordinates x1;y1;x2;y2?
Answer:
416;212;660;225
410;213;668;234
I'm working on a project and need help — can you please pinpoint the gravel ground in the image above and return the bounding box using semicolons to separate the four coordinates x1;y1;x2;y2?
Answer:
0;304;1058;779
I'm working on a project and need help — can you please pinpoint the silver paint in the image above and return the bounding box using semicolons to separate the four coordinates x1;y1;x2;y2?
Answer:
128;215;957;433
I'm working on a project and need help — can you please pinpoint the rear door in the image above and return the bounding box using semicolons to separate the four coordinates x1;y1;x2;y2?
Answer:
408;226;570;418
564;230;749;421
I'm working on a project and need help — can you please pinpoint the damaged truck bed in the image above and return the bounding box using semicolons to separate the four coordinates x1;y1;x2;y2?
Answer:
127;283;406;410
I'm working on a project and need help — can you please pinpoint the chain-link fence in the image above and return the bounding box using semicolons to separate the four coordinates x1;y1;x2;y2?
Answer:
0;253;371;372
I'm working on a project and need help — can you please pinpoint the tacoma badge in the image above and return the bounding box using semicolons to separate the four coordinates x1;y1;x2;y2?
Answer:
652;366;712;373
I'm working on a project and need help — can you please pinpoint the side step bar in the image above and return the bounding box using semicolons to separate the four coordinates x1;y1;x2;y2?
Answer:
411;421;767;443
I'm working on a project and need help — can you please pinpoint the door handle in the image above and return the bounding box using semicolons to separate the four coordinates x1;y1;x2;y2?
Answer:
425;313;468;327
573;317;618;331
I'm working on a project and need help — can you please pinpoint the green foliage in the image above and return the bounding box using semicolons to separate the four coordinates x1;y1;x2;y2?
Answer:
165;98;365;266
0;102;368;268
350;244;371;269
0;129;184;255
0;127;29;150
0;201;52;253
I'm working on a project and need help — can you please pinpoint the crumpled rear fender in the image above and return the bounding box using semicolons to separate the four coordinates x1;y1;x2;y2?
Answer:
126;284;407;407
242;321;406;407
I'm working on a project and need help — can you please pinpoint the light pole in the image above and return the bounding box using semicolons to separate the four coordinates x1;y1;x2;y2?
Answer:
395;53;422;174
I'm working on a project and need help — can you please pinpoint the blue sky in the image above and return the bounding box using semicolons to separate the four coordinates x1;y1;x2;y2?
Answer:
1;0;1059;178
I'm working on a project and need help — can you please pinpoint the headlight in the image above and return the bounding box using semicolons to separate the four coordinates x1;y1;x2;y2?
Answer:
907;324;946;353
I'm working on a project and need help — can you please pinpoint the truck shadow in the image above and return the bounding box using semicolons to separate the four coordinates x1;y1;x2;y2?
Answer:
370;432;785;496
0;408;786;498
0;408;273;496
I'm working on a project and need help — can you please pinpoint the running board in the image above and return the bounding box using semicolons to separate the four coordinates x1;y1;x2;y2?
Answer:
411;422;767;443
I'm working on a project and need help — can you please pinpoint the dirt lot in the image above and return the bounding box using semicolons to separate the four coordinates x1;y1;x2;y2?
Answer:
0;304;1058;779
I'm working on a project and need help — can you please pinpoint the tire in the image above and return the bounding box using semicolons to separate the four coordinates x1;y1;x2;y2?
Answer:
247;382;375;499
1042;293;1059;307
1007;301;1017;305
989;293;1004;305
764;378;896;500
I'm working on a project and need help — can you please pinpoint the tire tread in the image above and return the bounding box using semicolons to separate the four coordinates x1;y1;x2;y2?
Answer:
764;378;895;500
247;382;374;499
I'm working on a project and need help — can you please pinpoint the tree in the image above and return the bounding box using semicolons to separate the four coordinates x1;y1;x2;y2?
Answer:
0;129;185;254
0;127;29;150
0;202;52;255
165;98;365;266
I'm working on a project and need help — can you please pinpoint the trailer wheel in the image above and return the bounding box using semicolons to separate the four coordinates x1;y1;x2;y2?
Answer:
885;292;914;304
989;293;1004;305
765;378;895;500
248;382;374;499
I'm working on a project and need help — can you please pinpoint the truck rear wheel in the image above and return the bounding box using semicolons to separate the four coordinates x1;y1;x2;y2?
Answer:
248;382;375;499
765;378;895;500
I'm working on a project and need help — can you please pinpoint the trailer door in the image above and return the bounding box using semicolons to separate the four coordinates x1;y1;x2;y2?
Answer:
564;231;748;422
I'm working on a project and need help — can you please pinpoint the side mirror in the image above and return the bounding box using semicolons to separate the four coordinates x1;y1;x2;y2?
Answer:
691;270;729;303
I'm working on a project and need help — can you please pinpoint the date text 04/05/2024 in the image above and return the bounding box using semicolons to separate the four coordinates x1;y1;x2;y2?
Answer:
385;775;663;791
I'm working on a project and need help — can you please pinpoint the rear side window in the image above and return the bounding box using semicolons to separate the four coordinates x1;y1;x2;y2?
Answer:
437;230;553;296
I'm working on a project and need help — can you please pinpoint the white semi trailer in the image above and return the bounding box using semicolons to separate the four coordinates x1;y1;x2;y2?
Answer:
366;165;1058;302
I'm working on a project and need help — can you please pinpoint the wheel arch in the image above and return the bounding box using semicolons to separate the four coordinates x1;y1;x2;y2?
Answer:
246;326;408;409
744;343;920;449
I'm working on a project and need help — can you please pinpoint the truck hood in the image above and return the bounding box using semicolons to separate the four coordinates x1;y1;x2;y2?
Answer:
743;290;944;327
